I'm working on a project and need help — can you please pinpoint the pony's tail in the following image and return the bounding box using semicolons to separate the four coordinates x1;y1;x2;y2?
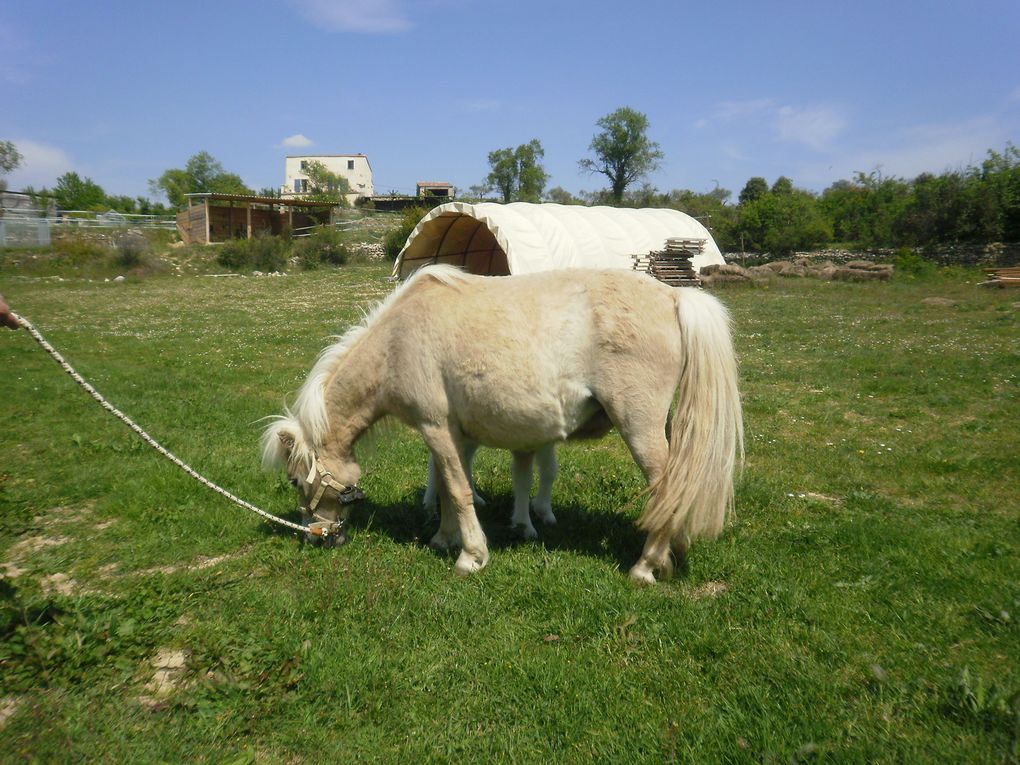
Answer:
638;289;744;543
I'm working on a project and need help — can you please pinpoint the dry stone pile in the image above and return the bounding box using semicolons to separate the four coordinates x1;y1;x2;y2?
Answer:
700;258;893;286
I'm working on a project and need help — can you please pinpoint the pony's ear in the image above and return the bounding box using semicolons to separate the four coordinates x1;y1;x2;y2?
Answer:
261;417;302;469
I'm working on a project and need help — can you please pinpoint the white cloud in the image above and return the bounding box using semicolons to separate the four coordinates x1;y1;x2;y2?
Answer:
793;115;1014;190
289;0;412;33
860;117;1006;177
5;139;74;190
696;99;845;151
775;105;846;151
281;133;314;148
694;98;775;128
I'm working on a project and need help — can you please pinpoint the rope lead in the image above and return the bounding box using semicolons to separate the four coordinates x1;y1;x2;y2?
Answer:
12;312;312;537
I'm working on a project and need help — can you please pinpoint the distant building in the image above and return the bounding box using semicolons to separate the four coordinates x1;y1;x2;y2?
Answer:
417;181;455;201
282;154;373;206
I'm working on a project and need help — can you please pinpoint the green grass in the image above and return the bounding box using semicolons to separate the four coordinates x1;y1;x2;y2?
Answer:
1;264;1017;763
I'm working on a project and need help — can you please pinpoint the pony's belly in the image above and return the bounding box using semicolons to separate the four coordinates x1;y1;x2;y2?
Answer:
455;384;598;451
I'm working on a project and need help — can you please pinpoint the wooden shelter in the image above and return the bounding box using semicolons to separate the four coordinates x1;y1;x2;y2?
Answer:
177;193;337;244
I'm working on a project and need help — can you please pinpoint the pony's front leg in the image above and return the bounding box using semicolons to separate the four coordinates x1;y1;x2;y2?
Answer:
424;442;485;512
424;429;489;575
510;451;538;539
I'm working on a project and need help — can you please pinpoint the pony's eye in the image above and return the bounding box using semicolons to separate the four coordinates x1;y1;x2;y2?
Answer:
289;478;300;488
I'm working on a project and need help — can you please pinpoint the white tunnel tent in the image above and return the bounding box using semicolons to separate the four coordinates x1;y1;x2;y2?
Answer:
392;202;725;280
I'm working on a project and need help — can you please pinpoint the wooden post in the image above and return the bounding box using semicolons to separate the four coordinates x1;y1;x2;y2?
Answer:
203;197;210;244
246;202;252;239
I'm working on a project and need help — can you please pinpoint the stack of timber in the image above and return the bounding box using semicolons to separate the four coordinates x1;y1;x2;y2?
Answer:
980;266;1020;288
632;237;705;287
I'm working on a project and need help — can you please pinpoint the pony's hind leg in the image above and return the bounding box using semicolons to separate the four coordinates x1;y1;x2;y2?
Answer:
422;426;489;575
608;404;675;584
510;451;538;539
532;445;558;525
630;528;675;584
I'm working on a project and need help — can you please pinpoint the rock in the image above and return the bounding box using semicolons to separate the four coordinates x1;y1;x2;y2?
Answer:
846;260;893;272
834;267;891;281
815;266;839;280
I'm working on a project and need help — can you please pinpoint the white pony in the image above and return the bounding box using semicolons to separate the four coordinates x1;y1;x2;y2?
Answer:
262;265;742;583
423;444;559;539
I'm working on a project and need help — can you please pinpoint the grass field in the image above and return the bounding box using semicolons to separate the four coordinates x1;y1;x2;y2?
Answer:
1;260;1017;763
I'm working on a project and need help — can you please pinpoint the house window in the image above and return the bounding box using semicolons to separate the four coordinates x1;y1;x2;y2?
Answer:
347;160;355;170
294;179;306;193
300;161;308;170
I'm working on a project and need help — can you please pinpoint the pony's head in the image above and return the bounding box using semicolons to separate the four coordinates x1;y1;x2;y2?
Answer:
261;414;362;546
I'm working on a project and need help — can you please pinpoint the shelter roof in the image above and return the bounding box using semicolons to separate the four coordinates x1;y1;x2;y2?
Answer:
393;202;724;279
183;193;337;208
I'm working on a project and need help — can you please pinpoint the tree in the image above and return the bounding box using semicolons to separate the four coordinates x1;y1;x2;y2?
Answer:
515;139;548;202
661;187;737;250
0;140;22;191
578;107;663;204
53;172;106;211
771;176;794;195
150;151;252;207
738;177;768;205
486;148;517;203
485;139;548;203
544;186;582;205
300;161;351;206
738;182;831;255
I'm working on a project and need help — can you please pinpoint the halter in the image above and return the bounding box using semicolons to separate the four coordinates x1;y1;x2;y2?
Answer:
301;453;365;540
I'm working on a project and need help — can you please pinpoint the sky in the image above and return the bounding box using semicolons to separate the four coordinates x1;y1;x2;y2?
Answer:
2;0;1019;203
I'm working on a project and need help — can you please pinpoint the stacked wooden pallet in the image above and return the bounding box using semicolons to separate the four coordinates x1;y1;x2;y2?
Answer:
980;266;1020;287
632;237;705;287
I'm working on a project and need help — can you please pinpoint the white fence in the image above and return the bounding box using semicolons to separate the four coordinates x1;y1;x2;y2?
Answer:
290;220;361;238
0;208;177;246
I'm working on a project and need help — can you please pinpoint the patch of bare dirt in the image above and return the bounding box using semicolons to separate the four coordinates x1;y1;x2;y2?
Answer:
0;698;19;729
138;648;189;710
690;580;729;599
39;572;79;597
137;548;250;577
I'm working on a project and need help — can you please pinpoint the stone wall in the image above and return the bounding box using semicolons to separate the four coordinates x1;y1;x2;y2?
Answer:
726;243;1020;267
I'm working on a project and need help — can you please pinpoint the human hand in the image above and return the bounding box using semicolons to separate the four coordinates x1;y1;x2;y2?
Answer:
0;294;22;329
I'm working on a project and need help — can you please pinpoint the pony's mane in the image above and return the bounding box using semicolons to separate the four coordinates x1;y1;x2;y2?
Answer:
275;265;472;454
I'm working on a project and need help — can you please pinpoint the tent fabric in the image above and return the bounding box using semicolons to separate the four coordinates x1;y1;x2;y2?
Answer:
392;202;725;279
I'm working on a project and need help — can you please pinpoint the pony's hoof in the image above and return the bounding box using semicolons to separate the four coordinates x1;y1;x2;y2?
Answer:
429;531;455;551
512;523;538;540
454;550;486;576
472;492;487;508
628;562;657;586
533;505;556;525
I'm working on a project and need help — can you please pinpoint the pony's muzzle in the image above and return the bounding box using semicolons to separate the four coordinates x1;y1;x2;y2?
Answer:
304;520;348;548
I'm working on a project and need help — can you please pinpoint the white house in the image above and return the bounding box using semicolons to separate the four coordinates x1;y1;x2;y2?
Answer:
282;154;374;205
